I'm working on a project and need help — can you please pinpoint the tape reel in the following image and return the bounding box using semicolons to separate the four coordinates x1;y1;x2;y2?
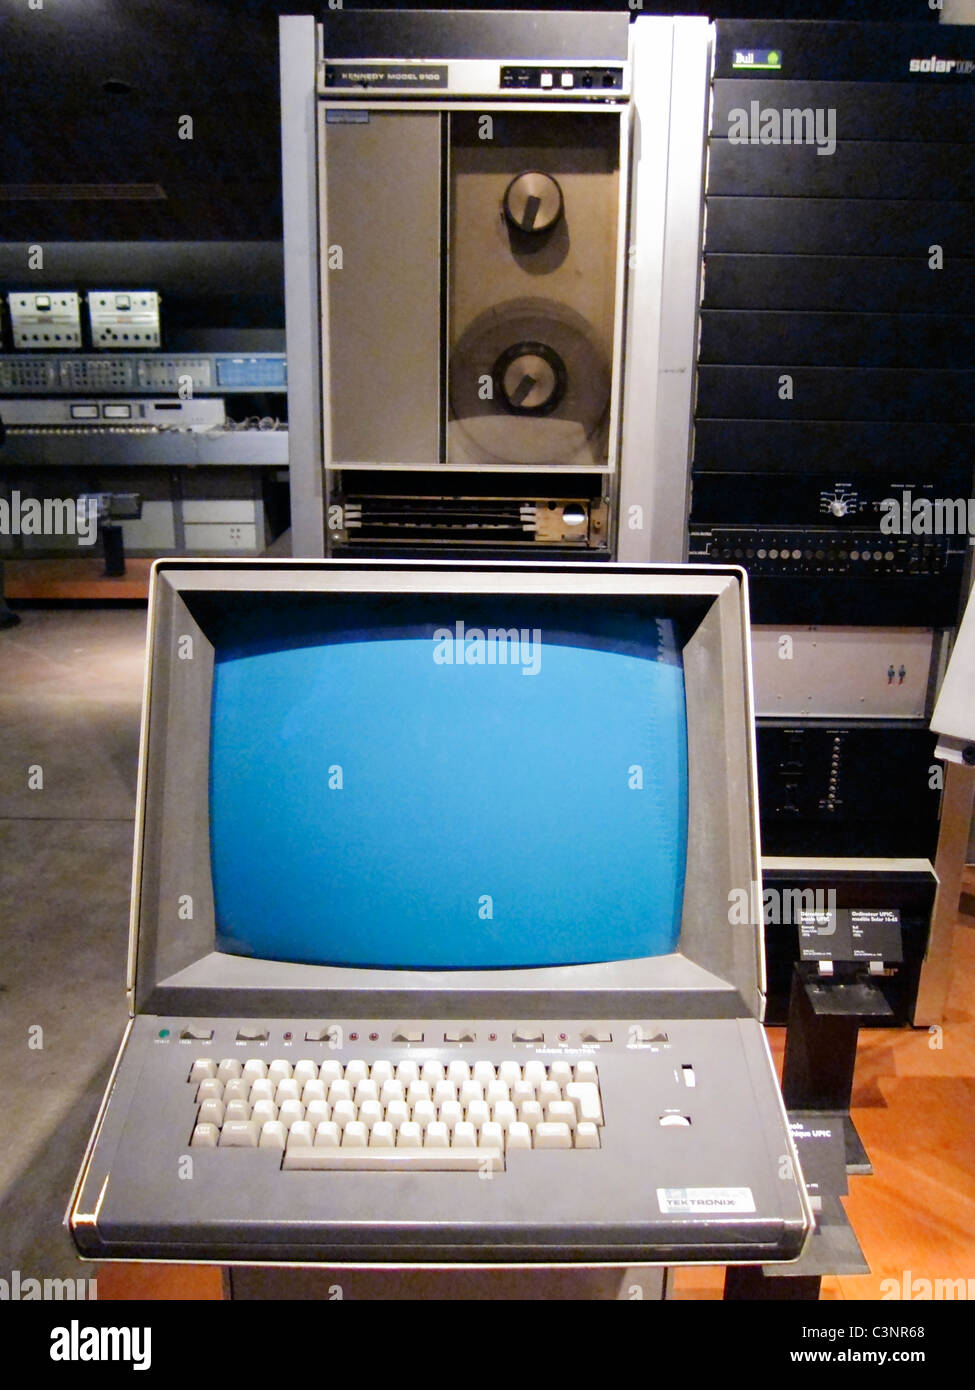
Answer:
448;298;611;466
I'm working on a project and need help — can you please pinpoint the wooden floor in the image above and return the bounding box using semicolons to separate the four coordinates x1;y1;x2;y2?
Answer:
92;872;975;1302
5;557;154;600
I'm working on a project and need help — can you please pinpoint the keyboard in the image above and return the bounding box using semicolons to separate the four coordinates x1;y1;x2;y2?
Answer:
70;1016;810;1265
189;1056;604;1171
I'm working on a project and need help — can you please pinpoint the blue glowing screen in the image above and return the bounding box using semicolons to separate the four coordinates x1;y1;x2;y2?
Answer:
209;596;687;968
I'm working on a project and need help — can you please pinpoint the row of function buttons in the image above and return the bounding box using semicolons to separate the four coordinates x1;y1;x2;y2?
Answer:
175;1027;631;1045
707;542;944;564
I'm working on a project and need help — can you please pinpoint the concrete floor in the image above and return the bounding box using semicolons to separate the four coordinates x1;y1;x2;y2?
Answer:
0;604;146;1284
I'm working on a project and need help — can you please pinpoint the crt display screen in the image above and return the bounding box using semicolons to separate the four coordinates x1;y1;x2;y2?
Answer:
209;594;687;969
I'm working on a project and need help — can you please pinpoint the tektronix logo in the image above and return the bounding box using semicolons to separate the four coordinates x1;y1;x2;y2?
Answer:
909;54;975;74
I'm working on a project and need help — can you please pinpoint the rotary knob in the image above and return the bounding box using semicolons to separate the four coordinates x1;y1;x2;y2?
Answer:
492;342;567;414
502;172;564;234
829;499;848;517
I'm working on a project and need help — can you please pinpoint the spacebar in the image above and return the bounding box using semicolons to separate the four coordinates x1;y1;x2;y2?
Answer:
283;1147;503;1172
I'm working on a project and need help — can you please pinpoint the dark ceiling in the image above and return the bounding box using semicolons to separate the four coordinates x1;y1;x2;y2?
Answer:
0;0;943;244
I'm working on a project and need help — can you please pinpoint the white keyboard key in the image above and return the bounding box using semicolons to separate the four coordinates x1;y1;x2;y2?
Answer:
219;1120;259;1147
381;1079;405;1105
292;1060;318;1086
279;1099;305;1129
507;1122;532;1151
370;1061;394;1086
386;1100;410;1131
550;1061;573;1086
217;1058;242;1082
534;1122;573;1150
196;1078;223;1103
396;1060;420;1086
259;1121;287;1149
512;1080;535;1106
518;1101;543;1130
575;1122;600;1149
287;1121;314;1150
546;1100;577;1130
447;1060;470;1086
452;1121;476;1150
466;1099;490;1130
223;1079;250;1104
524;1061;547;1089
305;1100;330;1129
267;1060;292;1084
565;1082;603;1125
241;1058;267;1083
319;1060;343;1086
486;1079;509;1106
480;1121;504;1150
574;1061;599;1083
252;1099;278;1127
434;1079;457;1106
493;1100;517;1133
460;1079;483;1107
539;1079;561;1107
249;1079;275;1105
332;1099;357;1131
413;1099;437;1131
421;1061;445;1084
370;1121;395;1148
439;1100;463;1132
354;1080;379;1106
397;1121;422;1149
359;1100;383;1130
472;1061;496;1086
191;1122;219;1148
345;1060;369;1087
327;1079;352;1106
302;1079;327;1105
275;1079;301;1105
224;1099;252;1123
499;1061;522;1087
407;1080;431;1106
284;1147;502;1172
342;1121;368;1149
314;1122;340;1149
189;1058;216;1082
424;1121;449;1148
197;1098;225;1127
